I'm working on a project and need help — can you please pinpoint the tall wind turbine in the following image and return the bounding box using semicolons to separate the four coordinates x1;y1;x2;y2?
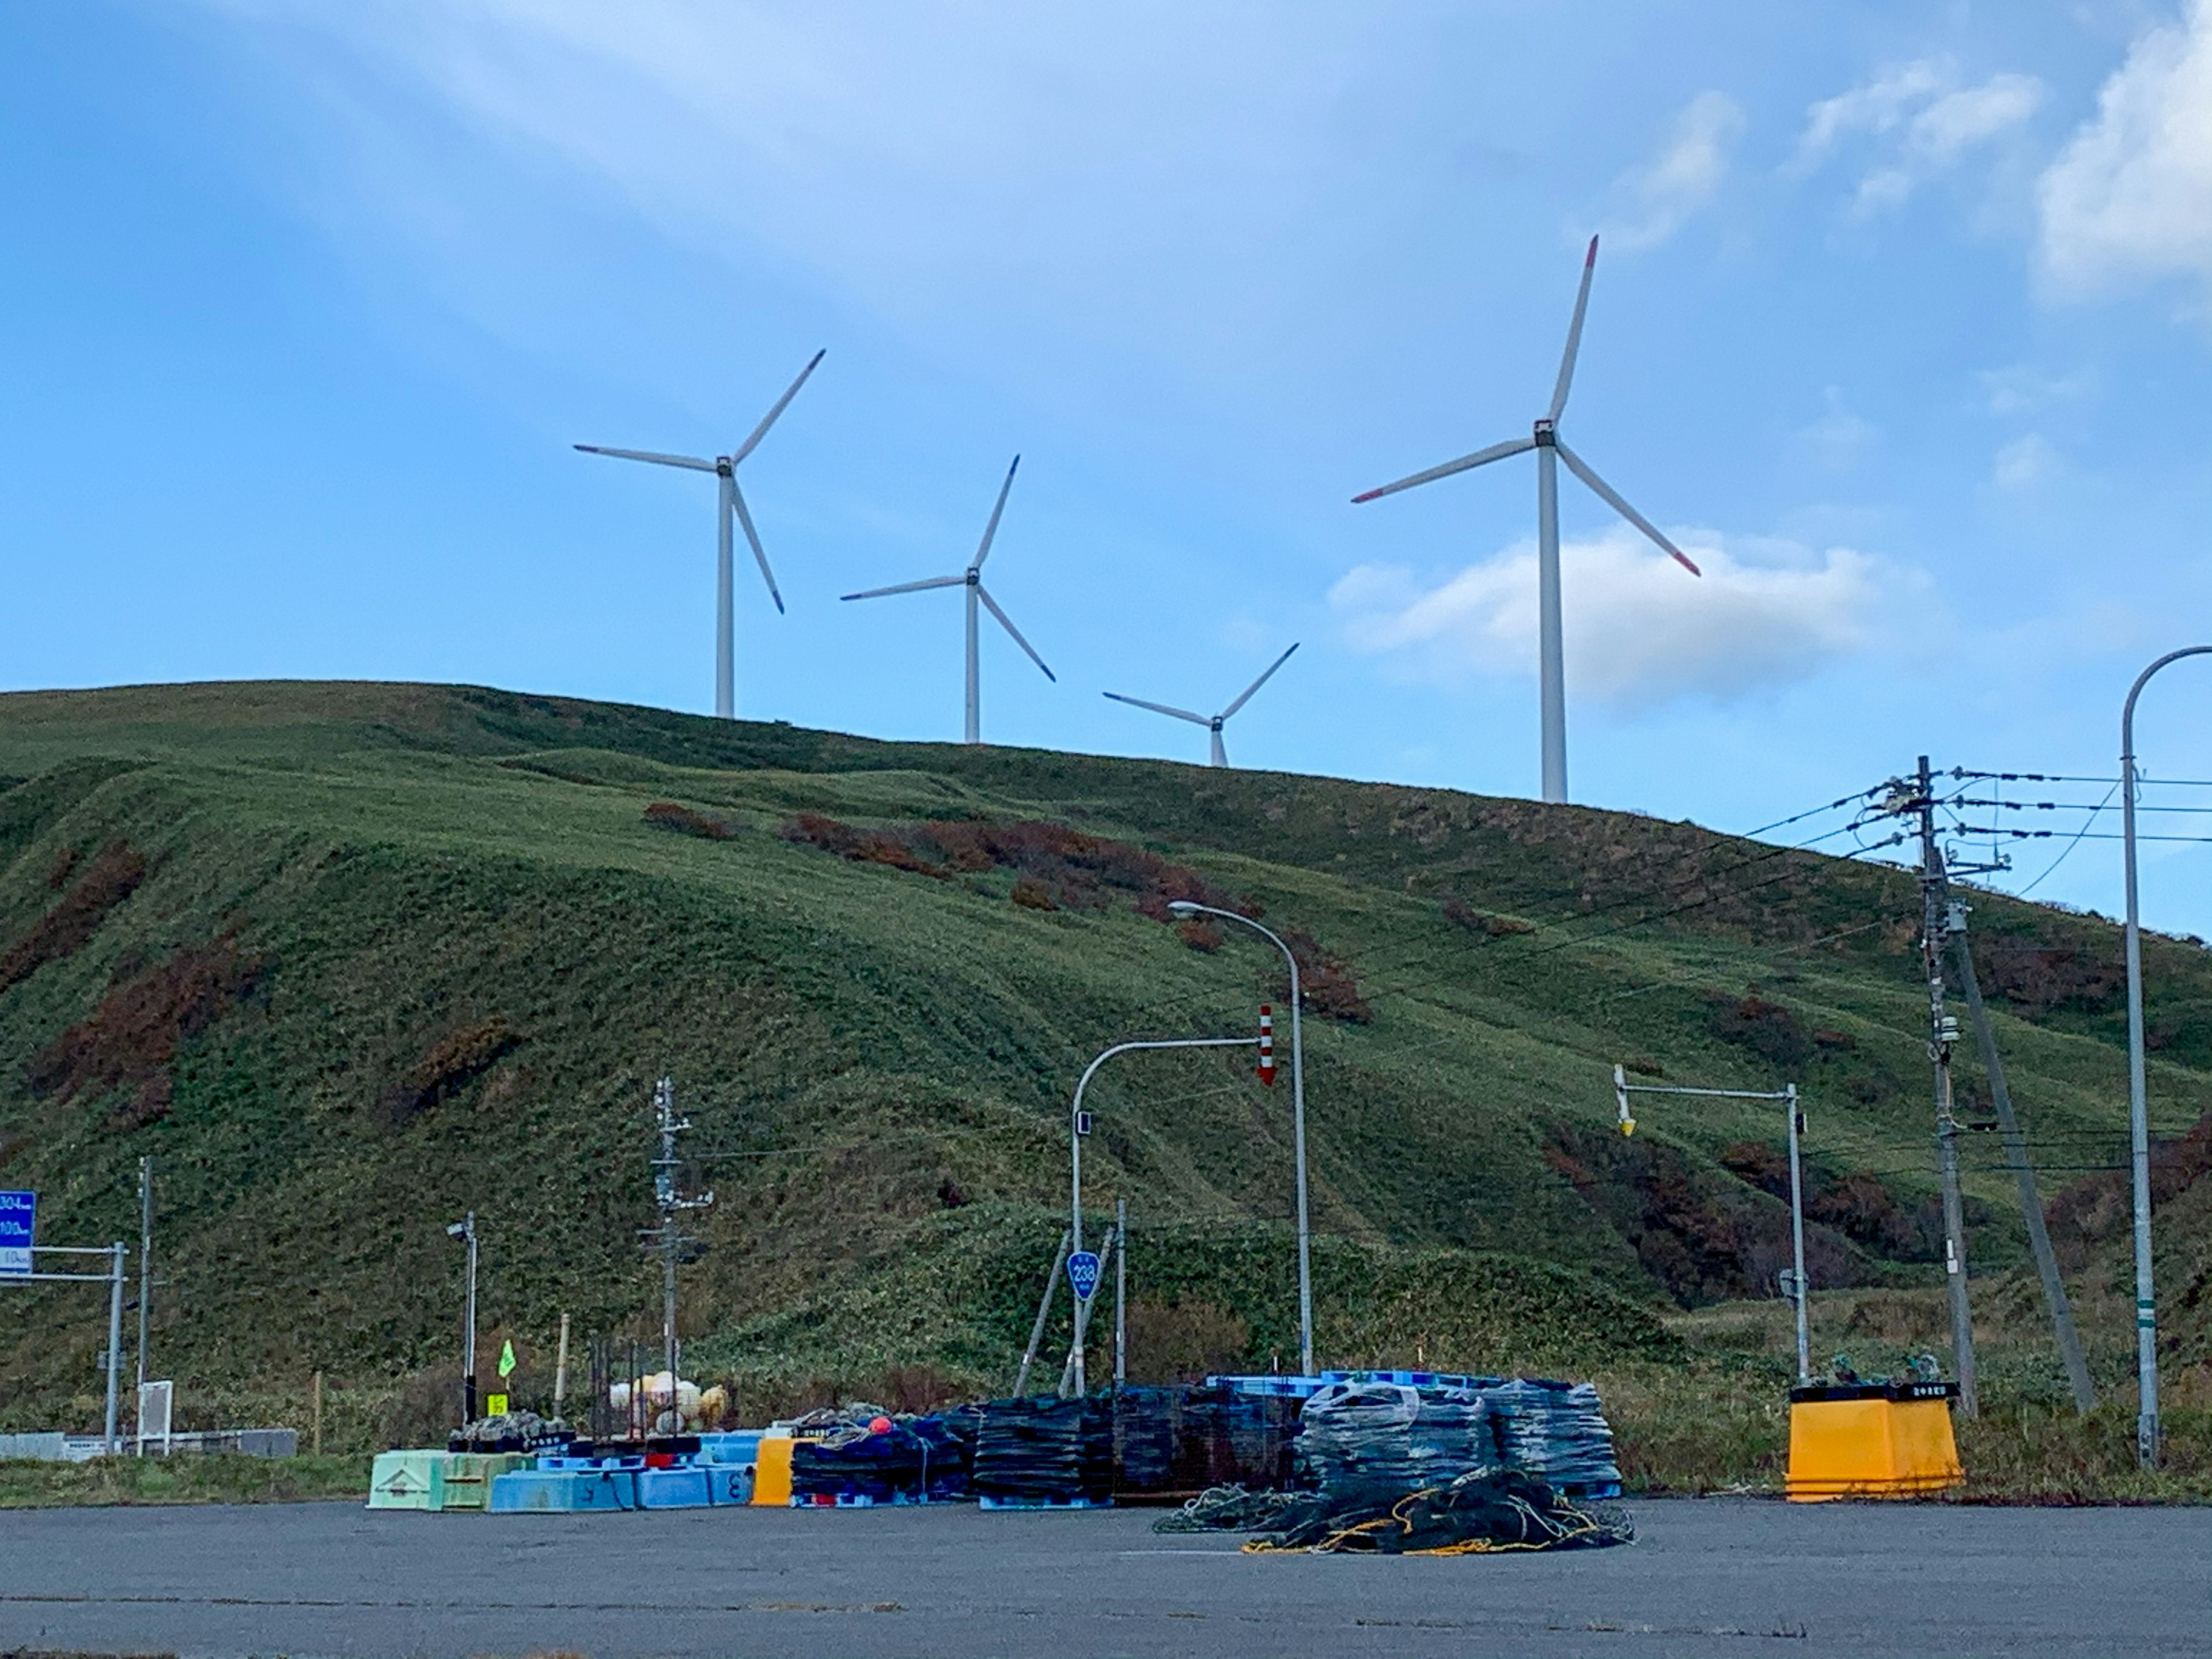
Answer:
1105;643;1299;768
840;456;1054;744
575;349;825;719
1353;237;1700;804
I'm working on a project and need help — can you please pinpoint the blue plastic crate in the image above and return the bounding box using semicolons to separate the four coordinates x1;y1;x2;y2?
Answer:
978;1494;1110;1510
489;1468;639;1512
537;1452;645;1471
704;1465;752;1506
698;1431;762;1467
637;1466;714;1509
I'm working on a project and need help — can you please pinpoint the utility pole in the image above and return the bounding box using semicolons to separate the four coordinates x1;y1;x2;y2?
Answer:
134;1157;153;1445
445;1213;479;1423
1114;1196;1128;1387
1949;917;2096;1413
1909;756;1978;1416
646;1078;713;1397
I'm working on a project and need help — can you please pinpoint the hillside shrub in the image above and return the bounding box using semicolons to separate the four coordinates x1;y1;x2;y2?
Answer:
374;1016;525;1127
1705;994;1811;1068
28;931;264;1122
642;801;734;840
0;838;147;993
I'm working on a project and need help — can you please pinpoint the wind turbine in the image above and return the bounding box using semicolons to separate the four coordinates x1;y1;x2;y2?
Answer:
840;456;1054;744
1105;643;1299;768
575;348;825;719
1352;237;1700;804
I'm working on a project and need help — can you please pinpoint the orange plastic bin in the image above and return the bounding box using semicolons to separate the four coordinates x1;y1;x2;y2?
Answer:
1786;1380;1963;1502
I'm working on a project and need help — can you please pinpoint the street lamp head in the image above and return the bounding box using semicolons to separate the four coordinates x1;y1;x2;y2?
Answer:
1167;900;1201;917
445;1221;468;1240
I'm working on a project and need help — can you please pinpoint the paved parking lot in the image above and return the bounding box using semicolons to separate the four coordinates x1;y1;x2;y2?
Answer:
1;1495;2207;1658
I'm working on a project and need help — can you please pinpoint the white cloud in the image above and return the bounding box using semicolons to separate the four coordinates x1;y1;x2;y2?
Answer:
1978;363;2093;416
1794;59;2043;215
2039;0;2212;296
1330;529;1896;707
1993;433;2061;490
1600;91;1744;251
1799;387;1877;470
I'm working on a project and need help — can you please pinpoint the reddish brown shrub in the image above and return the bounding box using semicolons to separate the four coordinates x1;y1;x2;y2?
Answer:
375;1016;525;1127
1175;918;1222;952
1974;934;2124;1017
29;933;263;1110
44;846;78;889
1440;896;1536;937
643;801;734;840
1010;877;1058;911
1705;995;1811;1068
0;839;147;994
1282;928;1373;1024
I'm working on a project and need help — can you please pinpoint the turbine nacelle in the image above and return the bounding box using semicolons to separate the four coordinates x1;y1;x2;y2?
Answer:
1104;643;1299;769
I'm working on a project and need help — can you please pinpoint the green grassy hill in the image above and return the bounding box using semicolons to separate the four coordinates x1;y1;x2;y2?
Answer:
2;680;2208;1491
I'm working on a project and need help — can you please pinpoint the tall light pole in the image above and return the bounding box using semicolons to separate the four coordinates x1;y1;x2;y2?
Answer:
1067;1035;1260;1393
1615;1068;1811;1383
2121;645;2211;1469
446;1213;478;1425
1168;900;1313;1375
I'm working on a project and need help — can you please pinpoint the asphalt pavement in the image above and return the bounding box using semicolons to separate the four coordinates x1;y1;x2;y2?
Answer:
1;1495;2206;1658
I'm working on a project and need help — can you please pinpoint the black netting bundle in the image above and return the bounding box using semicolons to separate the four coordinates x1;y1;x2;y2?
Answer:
1245;1469;1634;1555
789;1407;985;1502
1113;1387;1179;1491
1294;1382;1496;1491
973;1398;1102;1502
1483;1380;1621;1490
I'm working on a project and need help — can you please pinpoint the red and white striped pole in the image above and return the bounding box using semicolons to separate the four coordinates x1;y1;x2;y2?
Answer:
1257;1005;1276;1086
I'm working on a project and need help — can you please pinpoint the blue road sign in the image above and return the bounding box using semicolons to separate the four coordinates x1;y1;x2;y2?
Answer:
1066;1250;1102;1302
0;1191;34;1276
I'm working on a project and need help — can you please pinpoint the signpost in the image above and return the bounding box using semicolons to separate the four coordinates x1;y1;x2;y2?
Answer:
1066;1251;1102;1304
0;1191;33;1276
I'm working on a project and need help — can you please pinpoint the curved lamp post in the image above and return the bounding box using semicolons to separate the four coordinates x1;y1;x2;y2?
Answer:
1067;1036;1257;1395
1168;900;1313;1376
2122;645;2212;1469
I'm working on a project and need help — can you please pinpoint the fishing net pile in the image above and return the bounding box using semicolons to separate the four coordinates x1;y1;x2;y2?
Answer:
1152;1379;1630;1555
971;1397;1113;1503
789;1406;984;1502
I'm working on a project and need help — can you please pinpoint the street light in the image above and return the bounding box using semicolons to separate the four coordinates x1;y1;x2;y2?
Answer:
446;1213;479;1425
2120;645;2211;1469
1067;1035;1259;1395
1615;1067;1810;1383
1168;900;1314;1376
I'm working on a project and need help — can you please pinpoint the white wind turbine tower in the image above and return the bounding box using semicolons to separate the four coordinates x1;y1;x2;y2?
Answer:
1353;237;1700;804
575;349;825;719
840;456;1054;744
1105;643;1299;768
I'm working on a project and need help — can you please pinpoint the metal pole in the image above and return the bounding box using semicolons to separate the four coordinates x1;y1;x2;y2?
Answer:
1786;1086;1809;1385
1918;756;1977;1417
553;1313;571;1421
463;1214;479;1424
1166;904;1315;1375
1949;926;2096;1412
2121;646;2211;1467
1069;1224;1116;1399
1535;435;1567;804
135;1157;151;1452
103;1242;124;1454
1115;1196;1128;1387
1015;1229;1070;1397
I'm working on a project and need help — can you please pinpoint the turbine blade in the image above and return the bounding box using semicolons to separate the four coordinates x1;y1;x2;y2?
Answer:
574;444;717;473
840;574;965;601
1548;236;1599;422
729;348;827;464
1103;691;1210;725
1351;437;1535;503
728;480;785;613
1218;642;1300;719
1554;439;1702;575
976;584;1054;680
971;456;1020;571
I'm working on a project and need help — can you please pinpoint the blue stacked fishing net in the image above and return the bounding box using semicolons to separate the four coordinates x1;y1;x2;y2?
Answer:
1483;1378;1621;1490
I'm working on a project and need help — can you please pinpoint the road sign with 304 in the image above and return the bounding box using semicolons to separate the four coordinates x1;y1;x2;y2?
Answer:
0;1191;33;1277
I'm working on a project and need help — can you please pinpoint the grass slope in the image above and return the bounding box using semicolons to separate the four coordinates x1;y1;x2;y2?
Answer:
1;681;2208;1494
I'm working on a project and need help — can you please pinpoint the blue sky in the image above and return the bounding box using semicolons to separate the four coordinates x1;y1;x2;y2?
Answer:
4;2;2211;930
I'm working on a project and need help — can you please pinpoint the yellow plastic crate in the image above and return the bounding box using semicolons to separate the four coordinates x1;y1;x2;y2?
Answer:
1787;1381;1963;1502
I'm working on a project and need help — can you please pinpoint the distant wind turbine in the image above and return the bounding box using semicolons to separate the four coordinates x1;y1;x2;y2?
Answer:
575;349;825;719
1105;643;1300;768
840;456;1054;744
1352;237;1700;805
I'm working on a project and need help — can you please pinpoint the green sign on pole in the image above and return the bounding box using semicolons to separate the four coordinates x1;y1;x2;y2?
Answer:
497;1339;517;1379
